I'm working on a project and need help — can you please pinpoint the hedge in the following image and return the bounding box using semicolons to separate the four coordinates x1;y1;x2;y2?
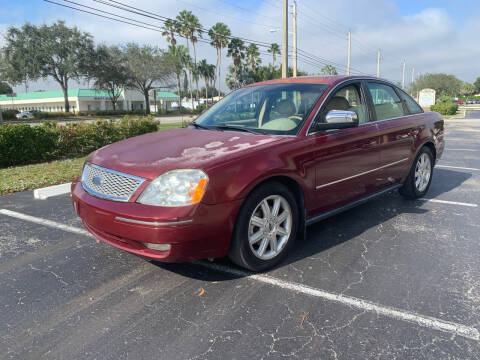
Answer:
430;103;458;115
1;110;18;120
0;117;160;168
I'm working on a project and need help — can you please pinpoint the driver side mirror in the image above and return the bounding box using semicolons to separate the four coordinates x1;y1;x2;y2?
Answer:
315;110;359;131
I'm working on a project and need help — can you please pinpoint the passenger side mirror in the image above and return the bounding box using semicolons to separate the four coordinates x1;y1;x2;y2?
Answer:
315;110;359;131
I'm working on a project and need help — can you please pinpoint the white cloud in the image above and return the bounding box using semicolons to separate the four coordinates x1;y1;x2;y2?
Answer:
2;0;480;93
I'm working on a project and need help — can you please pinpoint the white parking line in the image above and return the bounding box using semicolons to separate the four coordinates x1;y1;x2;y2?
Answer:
199;262;480;341
0;208;479;341
446;149;480;152
437;165;480;171
420;199;478;208
0;209;92;237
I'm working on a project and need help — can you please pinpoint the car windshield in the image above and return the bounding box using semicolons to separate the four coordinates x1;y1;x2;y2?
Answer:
194;83;328;135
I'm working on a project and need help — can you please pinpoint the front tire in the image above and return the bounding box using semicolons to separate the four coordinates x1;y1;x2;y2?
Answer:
400;147;434;199
228;182;299;272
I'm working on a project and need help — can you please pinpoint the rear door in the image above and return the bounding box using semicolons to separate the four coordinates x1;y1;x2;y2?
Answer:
308;81;382;215
365;81;419;186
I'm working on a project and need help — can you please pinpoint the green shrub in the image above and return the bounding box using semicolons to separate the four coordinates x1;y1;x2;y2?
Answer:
430;102;458;115
32;111;73;119
0;117;164;168
1;110;18;120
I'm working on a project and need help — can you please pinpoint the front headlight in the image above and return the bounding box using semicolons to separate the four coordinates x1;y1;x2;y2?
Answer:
137;169;209;207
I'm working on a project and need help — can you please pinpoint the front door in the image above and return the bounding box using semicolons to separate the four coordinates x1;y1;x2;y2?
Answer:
309;82;382;215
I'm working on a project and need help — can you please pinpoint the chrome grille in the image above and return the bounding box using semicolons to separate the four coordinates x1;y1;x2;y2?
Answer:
81;163;145;202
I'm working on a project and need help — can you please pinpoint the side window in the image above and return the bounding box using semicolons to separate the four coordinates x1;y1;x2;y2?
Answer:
367;82;407;120
397;89;423;114
319;83;368;124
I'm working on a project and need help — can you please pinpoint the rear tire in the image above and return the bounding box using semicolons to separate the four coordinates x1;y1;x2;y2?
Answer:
400;147;434;199
228;182;299;272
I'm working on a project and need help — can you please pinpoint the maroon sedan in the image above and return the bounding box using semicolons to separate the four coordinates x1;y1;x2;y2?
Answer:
72;76;444;271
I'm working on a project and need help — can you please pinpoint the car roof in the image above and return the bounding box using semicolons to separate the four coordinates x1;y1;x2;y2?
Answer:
245;75;383;88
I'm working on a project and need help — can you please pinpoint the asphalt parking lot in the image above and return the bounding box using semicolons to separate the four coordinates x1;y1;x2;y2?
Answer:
1;113;480;359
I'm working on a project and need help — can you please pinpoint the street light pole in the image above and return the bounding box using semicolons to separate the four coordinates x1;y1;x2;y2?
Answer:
402;60;406;89
292;0;297;77
347;30;351;75
282;0;289;78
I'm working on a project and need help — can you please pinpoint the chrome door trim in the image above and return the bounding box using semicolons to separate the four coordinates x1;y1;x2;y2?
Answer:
315;158;409;190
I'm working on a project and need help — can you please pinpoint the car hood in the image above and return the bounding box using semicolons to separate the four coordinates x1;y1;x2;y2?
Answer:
87;128;287;180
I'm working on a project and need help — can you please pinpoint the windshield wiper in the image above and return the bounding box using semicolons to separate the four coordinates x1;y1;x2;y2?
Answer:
214;124;265;135
190;122;211;130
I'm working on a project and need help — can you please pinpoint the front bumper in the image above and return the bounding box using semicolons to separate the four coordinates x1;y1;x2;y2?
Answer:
71;180;243;262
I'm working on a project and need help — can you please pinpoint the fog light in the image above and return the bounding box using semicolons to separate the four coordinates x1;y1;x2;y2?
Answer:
142;243;171;252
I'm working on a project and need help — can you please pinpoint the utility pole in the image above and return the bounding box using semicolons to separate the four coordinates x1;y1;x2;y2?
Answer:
376;49;381;77
411;67;415;84
292;0;297;77
282;0;289;78
401;60;406;89
347;30;351;75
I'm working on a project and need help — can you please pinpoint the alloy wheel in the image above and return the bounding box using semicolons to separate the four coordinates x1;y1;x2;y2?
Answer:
248;195;292;260
414;153;432;192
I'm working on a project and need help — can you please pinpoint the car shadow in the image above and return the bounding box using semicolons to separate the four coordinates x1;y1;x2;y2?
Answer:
151;168;472;281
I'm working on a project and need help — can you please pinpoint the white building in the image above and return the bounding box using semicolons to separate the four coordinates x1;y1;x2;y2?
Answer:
0;88;180;113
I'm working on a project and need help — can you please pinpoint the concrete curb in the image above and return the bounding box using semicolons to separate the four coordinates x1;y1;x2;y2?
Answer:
33;182;72;200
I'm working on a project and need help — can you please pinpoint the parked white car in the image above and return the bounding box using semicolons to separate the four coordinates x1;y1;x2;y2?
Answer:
16;111;34;119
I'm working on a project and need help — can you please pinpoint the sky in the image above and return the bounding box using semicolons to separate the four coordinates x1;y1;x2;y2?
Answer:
1;0;480;93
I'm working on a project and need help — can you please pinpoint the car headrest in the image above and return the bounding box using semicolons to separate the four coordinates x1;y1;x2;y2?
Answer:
326;96;350;112
275;99;296;116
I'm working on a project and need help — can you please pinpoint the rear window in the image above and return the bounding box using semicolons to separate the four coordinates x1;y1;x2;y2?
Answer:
397;89;423;114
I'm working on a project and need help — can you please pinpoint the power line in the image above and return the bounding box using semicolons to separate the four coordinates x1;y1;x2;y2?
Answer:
44;0;373;77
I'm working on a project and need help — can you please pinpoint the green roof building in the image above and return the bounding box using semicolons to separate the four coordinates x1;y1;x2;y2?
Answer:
0;89;180;113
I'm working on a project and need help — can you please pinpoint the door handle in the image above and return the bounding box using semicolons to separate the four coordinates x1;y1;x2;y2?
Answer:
407;129;420;137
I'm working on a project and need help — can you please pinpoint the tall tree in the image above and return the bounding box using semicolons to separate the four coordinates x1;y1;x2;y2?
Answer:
320;65;338;75
245;43;261;72
176;10;201;108
197;59;215;101
208;22;231;97
163;45;191;112
89;45;129;111
161;19;179;46
474;77;480;94
227;38;245;89
1;21;94;112
0;82;13;95
267;43;280;67
411;73;463;97
123;43;173;114
460;82;476;97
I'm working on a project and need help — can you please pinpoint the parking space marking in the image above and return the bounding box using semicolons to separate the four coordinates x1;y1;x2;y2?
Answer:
1;208;479;341
437;165;480;171
33;182;71;200
420;199;478;208
199;262;480;341
446;148;480;152
0;209;92;237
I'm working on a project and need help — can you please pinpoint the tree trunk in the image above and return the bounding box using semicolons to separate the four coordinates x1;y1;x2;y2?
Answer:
61;83;70;113
193;43;199;99
215;48;220;99
205;77;208;102
112;101;116;111
218;49;222;97
143;91;150;114
176;73;182;112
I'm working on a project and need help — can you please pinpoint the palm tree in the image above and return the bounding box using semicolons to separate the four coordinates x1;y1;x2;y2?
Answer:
198;59;216;102
245;43;261;72
176;10;201;109
227;38;245;89
208;22;231;97
268;43;280;67
165;45;190;113
162;19;178;46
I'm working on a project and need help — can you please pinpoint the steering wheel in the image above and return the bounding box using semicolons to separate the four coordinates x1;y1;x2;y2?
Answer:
288;115;303;121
